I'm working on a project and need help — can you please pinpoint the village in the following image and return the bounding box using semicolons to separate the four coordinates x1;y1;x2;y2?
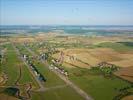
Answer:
22;54;46;82
0;35;133;100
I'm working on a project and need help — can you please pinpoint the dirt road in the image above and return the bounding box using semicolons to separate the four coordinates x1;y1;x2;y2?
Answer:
24;45;93;100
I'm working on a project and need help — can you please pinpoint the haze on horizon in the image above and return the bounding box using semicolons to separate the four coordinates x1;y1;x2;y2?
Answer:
0;0;133;25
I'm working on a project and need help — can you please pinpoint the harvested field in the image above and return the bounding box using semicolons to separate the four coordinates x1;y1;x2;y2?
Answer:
114;67;133;82
88;48;123;62
122;95;133;100
1;35;132;100
0;94;18;100
109;53;133;67
53;48;133;68
53;49;100;68
110;59;133;67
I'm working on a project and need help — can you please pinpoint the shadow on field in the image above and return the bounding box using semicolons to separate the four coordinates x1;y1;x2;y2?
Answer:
3;87;19;97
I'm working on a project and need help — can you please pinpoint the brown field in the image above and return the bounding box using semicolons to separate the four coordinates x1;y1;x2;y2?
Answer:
114;67;133;82
0;94;18;100
52;48;100;68
109;52;133;67
12;37;35;43
53;48;133;69
0;77;6;85
0;34;133;99
88;48;123;62
122;95;133;100
52;47;133;83
110;59;133;68
0;38;7;43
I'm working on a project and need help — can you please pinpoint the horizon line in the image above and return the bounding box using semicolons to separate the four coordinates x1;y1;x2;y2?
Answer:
1;24;133;26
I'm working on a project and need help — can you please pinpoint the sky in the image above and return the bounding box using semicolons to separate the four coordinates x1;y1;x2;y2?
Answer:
0;0;133;25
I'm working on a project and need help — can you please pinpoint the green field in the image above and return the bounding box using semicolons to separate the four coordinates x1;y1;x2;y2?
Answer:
96;42;133;52
0;44;38;87
16;44;65;87
64;67;132;100
1;41;133;100
26;41;133;100
32;86;84;100
14;44;84;100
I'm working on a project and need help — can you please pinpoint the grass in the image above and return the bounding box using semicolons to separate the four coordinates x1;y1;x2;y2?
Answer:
96;42;133;52
117;42;133;47
1;43;39;88
16;44;65;88
33;61;65;87
16;44;32;56
66;67;133;100
15;44;85;99
1;44;20;85
17;42;133;100
31;86;84;100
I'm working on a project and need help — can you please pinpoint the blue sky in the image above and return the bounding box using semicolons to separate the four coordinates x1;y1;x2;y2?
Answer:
0;0;133;25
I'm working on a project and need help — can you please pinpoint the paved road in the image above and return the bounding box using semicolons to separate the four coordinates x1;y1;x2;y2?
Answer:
24;45;93;100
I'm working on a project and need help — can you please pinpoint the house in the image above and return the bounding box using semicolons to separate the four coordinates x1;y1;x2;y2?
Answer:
97;62;114;68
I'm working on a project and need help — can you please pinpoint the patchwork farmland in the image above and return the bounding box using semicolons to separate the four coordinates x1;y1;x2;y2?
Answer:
0;34;133;100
